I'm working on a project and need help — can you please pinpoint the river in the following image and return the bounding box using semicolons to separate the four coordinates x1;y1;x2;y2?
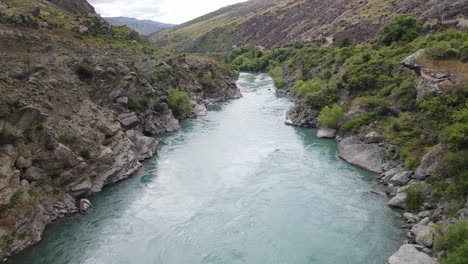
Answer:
13;73;403;264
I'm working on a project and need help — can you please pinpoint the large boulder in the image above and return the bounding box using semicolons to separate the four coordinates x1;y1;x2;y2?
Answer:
125;130;159;160
414;144;445;180
7;106;47;132
411;224;434;247
364;132;385;144
193;104;208;116
317;128;336;138
118;112;140;129
390;171;413;186
338;137;385;173
388;192;407;209
387;244;437;264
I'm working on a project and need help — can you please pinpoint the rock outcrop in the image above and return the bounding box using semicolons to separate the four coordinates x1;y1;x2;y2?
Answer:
338;136;385;173
387;244;438;264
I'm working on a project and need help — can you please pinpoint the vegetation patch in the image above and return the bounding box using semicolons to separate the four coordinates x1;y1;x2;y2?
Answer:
434;221;468;264
167;88;192;119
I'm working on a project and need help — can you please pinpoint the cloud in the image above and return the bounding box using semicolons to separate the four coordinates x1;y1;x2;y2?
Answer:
88;0;247;24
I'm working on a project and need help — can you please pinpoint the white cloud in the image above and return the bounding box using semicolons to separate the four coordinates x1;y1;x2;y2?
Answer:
88;0;248;24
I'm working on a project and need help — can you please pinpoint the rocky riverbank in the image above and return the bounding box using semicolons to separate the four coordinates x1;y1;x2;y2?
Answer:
0;1;240;259
282;50;468;263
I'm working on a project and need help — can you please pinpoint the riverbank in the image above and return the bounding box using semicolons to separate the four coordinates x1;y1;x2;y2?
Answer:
12;73;404;263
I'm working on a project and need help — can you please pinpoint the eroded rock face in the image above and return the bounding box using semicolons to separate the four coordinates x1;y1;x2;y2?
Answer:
414;144;445;180
402;49;457;98
387;244;437;264
338;136;385;173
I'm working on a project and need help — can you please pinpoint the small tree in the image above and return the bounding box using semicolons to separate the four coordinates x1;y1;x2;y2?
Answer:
317;104;345;129
376;15;421;46
167;88;192;119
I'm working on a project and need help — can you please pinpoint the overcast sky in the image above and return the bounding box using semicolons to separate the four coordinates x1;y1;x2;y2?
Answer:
88;0;248;24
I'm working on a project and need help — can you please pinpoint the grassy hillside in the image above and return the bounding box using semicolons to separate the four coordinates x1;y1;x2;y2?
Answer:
149;0;468;53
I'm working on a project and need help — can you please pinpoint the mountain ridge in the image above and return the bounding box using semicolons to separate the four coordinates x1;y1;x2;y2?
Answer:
149;0;468;52
104;16;175;35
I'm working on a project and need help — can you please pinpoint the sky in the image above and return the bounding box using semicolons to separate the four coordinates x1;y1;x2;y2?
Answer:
88;0;248;24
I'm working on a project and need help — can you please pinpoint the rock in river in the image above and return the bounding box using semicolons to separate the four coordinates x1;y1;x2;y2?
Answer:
338;136;384;173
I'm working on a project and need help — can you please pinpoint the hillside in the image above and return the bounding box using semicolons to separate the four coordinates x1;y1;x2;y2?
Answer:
104;17;175;35
0;0;239;259
149;0;468;52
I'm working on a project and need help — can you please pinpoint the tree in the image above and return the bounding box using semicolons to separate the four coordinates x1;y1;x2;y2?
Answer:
317;104;345;129
376;15;421;46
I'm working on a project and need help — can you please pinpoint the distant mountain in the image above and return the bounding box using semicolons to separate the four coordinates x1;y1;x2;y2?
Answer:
149;0;468;52
104;17;175;35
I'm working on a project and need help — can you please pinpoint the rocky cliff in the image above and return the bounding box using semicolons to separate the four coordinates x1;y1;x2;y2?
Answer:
0;0;240;258
149;0;468;52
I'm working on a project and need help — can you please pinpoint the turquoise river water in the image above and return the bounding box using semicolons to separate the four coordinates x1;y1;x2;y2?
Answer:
13;73;403;264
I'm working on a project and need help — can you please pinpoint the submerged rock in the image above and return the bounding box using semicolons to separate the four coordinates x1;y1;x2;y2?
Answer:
387;244;437;264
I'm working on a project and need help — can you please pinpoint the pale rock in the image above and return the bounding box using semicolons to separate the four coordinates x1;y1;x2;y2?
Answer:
387;244;437;264
317;128;336;138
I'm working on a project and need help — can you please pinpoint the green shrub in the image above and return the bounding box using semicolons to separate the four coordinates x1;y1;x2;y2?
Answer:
440;123;468;151
74;64;93;81
405;186;425;212
127;96;148;110
405;156;420;170
340;112;375;131
435;221;468;264
167;88;192;118
376;15;421;46
58;133;78;145
291;79;323;97
444;151;468;196
426;42;459;60
318;104;345;129
274;77;286;88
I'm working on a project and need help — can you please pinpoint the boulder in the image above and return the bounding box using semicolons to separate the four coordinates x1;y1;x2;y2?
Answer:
70;177;92;194
382;167;404;184
364;132;385;143
193;104;208;116
22;167;45;182
125;130;159;160
7;106;47;132
15;156;32;169
118;112;139;129
79;199;92;214
388;192;407;209
411;224;434;247
414;145;445;180
387;244;437;264
338;137;384;173
317;128;336;138
390;171;413;186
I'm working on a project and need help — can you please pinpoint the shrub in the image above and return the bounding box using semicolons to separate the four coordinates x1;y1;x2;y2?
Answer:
440;123;468;151
444;151;468;196
291;79;323;97
274;77;286;88
376;15;421;46
167;88;192;119
340;112;375;131
318;104;345;129
405;186;425;212
128;96;148;110
434;221;468;264
74;64;93;81
58;133;78;145
405;156;420;170
426;42;459;60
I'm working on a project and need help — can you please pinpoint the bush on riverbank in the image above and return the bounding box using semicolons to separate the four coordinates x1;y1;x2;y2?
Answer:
167;88;192;118
318;104;344;129
434;221;468;264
